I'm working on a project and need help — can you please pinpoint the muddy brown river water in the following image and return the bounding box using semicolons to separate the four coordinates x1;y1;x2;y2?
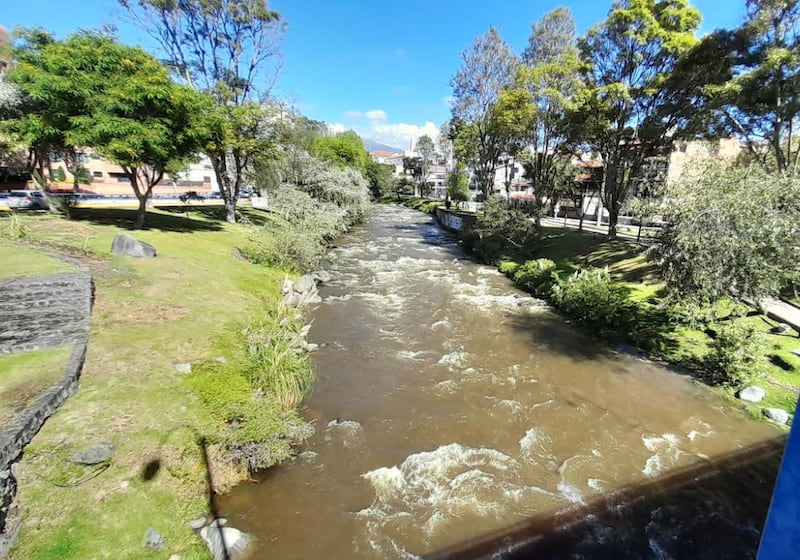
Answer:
222;205;786;559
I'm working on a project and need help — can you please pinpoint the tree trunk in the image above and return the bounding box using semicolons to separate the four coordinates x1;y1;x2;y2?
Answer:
135;196;147;229
607;206;619;238
225;197;237;223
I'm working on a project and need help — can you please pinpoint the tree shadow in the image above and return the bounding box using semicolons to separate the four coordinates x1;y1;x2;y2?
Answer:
69;208;224;233
425;435;788;560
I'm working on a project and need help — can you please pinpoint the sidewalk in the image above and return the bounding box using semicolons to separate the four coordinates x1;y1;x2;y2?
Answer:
763;298;800;334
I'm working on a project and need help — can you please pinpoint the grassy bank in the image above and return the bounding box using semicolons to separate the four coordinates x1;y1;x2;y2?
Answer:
2;208;317;559
409;200;799;423
0;242;71;279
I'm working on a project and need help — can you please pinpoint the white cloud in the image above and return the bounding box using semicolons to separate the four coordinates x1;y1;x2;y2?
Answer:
365;109;388;122
328;110;438;150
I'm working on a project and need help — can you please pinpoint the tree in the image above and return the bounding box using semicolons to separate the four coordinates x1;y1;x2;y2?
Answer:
55;35;212;227
653;163;800;305
446;162;470;207
365;160;395;198
506;7;582;225
698;0;800;173
310;130;370;171
415;134;437;196
572;0;701;237
120;0;285;223
449;27;519;200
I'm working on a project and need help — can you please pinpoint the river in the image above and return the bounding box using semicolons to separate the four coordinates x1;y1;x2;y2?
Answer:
222;204;785;559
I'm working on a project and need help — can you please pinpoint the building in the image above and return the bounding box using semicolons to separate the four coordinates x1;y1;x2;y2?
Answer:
369;150;405;176
37;149;218;197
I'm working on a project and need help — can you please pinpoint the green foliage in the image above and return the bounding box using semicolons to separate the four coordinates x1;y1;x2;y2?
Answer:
513;258;558;296
246;222;325;272
498;259;521;277
446;163;470;205
653;163;800;304
243;311;316;410
2;213;29;240
551;267;633;331
471;196;536;263
310;130;370;171
185;360;312;472
704;321;767;387
52;166;66;182
365;160;396;198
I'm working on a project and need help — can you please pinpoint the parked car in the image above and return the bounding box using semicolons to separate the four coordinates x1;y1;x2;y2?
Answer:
5;190;49;210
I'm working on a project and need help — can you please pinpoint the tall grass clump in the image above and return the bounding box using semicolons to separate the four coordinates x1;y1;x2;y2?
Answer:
2;212;28;240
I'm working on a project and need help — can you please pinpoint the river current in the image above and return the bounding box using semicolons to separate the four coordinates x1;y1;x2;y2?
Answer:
222;205;785;559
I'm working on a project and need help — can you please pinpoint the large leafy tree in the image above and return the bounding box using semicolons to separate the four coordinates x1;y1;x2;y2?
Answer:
572;0;701;237
505;7;582;224
449;27;519;200
120;0;285;223
653;163;800;305
310;130;370;171
698;0;800;173
415;134;437;194
10;33;211;227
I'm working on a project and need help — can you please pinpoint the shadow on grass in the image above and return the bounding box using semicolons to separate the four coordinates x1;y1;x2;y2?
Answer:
69;208;224;233
425;435;787;560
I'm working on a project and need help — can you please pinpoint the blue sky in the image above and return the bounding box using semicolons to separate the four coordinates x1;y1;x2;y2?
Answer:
3;0;747;149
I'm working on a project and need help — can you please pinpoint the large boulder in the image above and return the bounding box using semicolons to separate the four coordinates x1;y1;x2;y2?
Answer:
763;408;790;424
111;233;156;258
69;441;115;465
295;274;317;293
199;523;249;560
738;386;766;403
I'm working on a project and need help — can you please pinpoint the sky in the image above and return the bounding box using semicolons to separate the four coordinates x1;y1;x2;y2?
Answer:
2;0;748;150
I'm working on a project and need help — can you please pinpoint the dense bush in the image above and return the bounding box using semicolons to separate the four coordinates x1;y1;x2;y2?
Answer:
514;258;558;296
498;259;520;277
704;322;767;387
471;196;536;263
551;268;633;331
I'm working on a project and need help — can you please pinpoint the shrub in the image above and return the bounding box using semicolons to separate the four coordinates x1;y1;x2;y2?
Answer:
551;268;633;331
245;224;324;272
704;322;767;387
2;213;28;240
473;197;535;263
498;260;520;277
514;258;557;296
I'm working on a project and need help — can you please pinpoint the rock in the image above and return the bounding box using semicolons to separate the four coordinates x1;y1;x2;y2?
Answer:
69;441;115;465
772;323;793;334
283;292;302;307
111;233;156;258
763;408;790;424
174;362;192;374
200;524;249;560
295;274;317;293
307;294;323;304
303;342;319;353
311;270;332;284
188;516;207;530
281;278;294;295
214;356;227;364
145;527;163;551
738;386;766;403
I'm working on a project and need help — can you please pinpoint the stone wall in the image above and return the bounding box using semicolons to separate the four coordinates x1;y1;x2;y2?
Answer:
0;262;92;559
435;207;478;233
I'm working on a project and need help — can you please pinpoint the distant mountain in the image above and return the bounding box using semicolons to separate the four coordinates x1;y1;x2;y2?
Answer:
361;137;403;154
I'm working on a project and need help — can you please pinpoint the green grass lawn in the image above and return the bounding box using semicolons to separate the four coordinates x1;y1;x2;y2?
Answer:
4;207;308;560
0;346;73;427
0;242;72;279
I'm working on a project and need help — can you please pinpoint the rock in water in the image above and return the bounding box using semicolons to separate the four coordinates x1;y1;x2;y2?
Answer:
145;527;163;551
763;408;790;424
69;441;115;465
738;386;766;403
200;524;249;560
295;274;317;293
111;233;156;258
312;270;332;283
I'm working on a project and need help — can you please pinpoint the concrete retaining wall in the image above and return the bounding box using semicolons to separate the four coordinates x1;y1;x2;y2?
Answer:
435;207;477;233
0;262;92;559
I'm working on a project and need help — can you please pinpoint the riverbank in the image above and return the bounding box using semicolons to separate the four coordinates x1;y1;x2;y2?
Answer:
389;198;798;423
1;208;317;559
